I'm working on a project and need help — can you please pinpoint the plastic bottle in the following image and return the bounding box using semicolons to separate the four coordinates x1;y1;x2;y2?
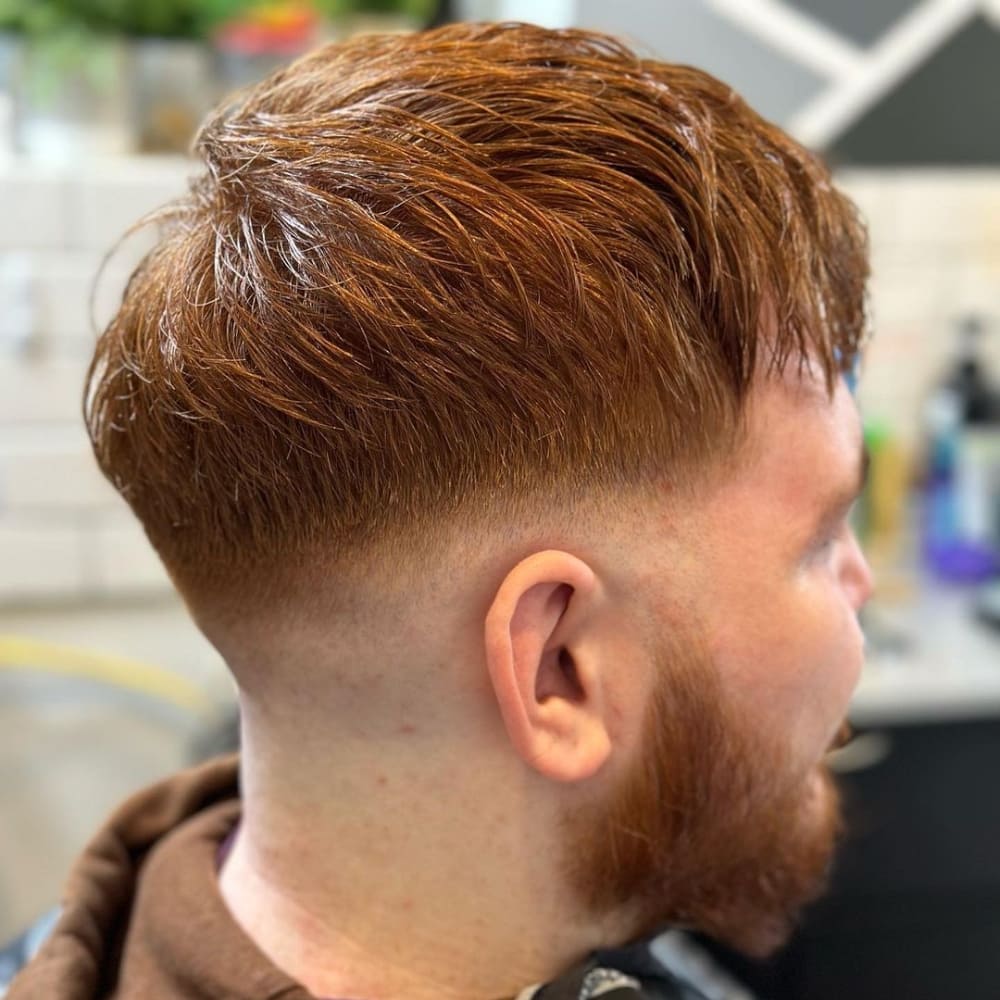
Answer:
922;316;1000;582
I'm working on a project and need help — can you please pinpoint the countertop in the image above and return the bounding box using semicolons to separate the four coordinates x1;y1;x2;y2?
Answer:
851;579;1000;726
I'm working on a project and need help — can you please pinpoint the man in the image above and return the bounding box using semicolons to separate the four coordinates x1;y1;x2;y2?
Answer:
6;20;872;1000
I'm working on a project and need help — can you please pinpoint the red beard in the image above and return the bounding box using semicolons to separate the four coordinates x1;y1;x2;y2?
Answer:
563;640;843;957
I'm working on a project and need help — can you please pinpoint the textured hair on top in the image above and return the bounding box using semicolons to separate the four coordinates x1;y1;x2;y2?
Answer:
85;21;868;607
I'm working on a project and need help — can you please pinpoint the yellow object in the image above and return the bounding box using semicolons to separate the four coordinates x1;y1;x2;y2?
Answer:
0;635;213;716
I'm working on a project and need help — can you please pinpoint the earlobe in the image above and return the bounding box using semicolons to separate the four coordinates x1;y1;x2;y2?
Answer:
484;551;612;783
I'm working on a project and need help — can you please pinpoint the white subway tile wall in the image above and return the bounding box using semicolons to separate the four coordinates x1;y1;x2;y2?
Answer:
0;164;73;250
0;157;193;604
839;170;1000;446
0;159;998;604
0;519;87;600
0;430;118;510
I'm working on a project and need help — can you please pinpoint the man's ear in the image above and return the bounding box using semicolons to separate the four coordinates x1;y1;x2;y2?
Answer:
484;550;612;783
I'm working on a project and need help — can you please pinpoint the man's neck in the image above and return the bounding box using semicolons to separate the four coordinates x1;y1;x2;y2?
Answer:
218;735;611;999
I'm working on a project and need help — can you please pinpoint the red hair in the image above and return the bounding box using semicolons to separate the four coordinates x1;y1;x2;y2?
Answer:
85;22;868;608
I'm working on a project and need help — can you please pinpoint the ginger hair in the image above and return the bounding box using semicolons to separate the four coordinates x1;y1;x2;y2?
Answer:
85;22;868;610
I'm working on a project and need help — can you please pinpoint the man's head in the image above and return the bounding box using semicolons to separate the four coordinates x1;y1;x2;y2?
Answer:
85;21;871;967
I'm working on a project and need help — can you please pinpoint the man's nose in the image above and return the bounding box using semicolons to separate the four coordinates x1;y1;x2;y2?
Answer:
843;529;874;612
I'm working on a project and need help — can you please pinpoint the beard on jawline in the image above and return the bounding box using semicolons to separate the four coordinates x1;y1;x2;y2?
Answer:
563;635;843;958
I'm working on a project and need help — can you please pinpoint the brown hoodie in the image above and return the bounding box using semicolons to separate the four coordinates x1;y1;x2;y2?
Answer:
6;755;313;999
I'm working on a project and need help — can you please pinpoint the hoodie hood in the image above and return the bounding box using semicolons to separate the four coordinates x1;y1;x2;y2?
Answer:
3;755;313;999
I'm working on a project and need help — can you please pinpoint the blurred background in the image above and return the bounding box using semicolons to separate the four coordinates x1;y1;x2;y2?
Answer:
0;1;998;997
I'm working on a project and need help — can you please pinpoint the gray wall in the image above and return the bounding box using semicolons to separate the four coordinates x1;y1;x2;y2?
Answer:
574;0;826;125
457;0;1000;166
